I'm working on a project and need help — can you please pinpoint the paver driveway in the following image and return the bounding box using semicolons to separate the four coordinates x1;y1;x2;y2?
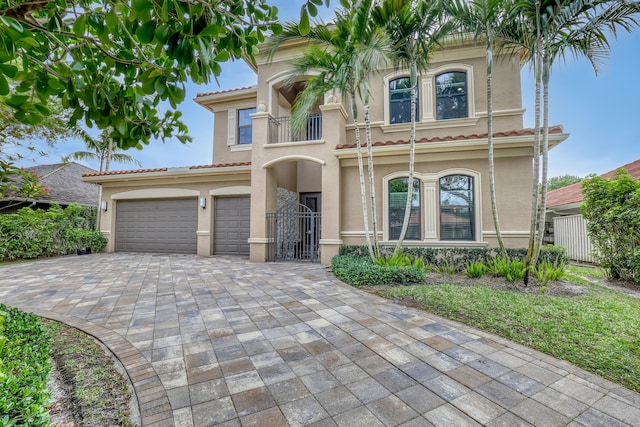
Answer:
1;253;639;427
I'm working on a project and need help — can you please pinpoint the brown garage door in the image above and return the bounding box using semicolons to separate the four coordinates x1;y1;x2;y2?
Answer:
115;199;197;254
214;197;250;255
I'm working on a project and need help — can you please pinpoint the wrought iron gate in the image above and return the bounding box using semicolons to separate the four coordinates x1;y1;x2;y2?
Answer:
267;203;321;262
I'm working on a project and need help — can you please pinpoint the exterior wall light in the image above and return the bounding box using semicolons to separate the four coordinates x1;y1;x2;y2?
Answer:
199;197;207;209
100;201;108;211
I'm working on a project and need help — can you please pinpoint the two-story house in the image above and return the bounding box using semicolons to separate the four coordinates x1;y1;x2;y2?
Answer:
84;36;568;264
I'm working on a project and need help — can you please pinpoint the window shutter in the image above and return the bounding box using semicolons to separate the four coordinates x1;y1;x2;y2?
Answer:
227;108;236;146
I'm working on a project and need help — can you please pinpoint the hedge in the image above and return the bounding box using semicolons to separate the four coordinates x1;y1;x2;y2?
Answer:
338;245;568;271
0;203;107;260
331;255;426;287
0;305;52;427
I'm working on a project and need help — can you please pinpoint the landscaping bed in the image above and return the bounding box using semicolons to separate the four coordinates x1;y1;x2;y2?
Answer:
0;305;137;427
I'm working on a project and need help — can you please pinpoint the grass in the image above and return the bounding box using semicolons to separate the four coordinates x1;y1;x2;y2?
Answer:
567;263;608;279
378;270;640;392
43;320;136;427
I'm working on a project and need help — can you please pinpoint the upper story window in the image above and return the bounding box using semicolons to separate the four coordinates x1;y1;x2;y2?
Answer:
388;177;421;240
389;77;419;124
440;175;474;240
237;108;256;144
436;72;467;120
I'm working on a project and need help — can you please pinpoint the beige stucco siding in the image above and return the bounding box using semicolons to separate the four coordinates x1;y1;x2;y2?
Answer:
339;152;532;247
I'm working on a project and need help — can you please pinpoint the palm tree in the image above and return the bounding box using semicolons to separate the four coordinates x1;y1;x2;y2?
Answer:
371;0;455;254
266;1;392;261
448;0;517;258
506;0;640;280
64;128;141;172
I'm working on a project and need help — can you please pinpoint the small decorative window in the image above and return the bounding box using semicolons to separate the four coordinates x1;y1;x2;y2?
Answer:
389;77;419;124
440;175;474;240
436;72;467;120
388;178;421;240
238;108;256;144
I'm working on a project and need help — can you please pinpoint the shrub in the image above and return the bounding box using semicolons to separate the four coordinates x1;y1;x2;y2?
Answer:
339;245;568;270
489;256;526;283
375;251;430;272
464;261;487;278
582;169;640;282
533;260;566;285
0;305;52;427
0;203;107;260
331;255;425;287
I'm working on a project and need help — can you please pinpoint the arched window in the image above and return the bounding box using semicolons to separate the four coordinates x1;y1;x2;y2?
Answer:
389;77;419;124
440;175;474;240
388;177;421;240
436;72;467;120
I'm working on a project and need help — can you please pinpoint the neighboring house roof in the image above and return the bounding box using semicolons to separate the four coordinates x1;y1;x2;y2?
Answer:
335;125;564;149
547;159;640;209
82;162;252;178
5;162;99;206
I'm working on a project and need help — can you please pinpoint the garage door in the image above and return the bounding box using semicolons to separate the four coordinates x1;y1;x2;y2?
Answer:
115;199;197;254
214;197;250;255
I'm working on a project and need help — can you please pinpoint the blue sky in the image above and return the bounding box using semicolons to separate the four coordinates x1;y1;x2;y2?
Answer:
25;2;640;179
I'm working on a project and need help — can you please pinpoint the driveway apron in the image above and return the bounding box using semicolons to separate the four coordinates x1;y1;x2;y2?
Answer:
1;253;638;427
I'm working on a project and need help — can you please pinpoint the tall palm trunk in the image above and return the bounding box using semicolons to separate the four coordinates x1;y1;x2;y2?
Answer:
525;1;543;283
533;51;551;266
364;99;381;259
486;37;506;257
105;136;113;172
395;61;418;254
353;98;374;261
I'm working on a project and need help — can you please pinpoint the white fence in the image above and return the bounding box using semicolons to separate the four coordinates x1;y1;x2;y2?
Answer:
553;214;597;263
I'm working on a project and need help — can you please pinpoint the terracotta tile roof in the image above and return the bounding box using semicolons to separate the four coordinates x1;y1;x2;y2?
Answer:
547;159;640;208
82;162;251;178
196;86;256;98
83;167;168;177
189;162;251;169
335;125;564;149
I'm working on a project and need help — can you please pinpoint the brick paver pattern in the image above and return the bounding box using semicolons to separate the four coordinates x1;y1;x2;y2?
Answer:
1;254;639;426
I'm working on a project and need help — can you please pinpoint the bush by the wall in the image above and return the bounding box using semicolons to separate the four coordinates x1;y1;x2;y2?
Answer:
0;203;107;260
339;245;568;270
582;169;640;282
331;255;425;287
0;305;52;427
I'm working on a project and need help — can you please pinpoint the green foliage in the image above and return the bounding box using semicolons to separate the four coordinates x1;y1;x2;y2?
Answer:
533;260;566;285
0;203;107;260
375;251;429;271
332;255;425;287
544;174;582;192
339;245;568;270
581;169;640;282
464;260;487;278
489;256;526;283
434;259;459;275
0;0;281;150
0;305;52;427
0;162;49;201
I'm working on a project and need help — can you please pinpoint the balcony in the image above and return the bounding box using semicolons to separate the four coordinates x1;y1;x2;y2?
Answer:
268;113;322;144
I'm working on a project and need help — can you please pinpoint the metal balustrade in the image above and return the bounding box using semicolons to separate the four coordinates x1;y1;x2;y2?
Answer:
268;113;322;144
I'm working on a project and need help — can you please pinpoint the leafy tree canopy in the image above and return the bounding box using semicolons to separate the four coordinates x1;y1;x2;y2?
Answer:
546;174;582;191
0;0;281;151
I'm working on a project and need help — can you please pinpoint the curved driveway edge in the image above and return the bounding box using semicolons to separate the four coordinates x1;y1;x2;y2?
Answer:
1;253;639;427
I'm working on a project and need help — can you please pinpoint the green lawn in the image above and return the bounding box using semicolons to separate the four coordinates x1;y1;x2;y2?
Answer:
378;271;640;392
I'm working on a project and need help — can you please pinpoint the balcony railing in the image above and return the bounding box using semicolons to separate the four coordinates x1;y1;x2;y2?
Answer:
268;113;322;144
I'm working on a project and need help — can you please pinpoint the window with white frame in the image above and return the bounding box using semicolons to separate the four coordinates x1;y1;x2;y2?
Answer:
435;71;468;120
439;175;474;240
237;108;256;144
389;77;419;124
388;177;421;240
384;170;479;242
